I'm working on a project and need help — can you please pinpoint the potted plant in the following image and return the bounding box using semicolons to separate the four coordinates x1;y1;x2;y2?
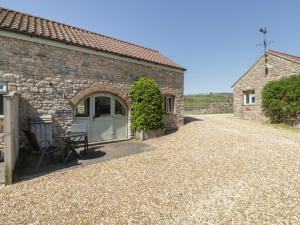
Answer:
129;76;164;140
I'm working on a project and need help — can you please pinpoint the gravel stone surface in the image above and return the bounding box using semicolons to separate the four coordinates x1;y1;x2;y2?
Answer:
0;114;299;224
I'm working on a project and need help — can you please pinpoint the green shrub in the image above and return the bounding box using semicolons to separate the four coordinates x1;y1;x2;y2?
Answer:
262;74;300;125
129;76;164;131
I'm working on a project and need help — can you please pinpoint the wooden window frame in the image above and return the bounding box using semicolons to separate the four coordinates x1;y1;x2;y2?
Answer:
164;95;175;114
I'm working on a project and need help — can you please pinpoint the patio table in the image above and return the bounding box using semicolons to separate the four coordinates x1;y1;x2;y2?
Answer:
55;132;89;163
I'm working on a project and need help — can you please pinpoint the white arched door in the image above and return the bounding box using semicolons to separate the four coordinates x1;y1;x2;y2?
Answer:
72;93;128;143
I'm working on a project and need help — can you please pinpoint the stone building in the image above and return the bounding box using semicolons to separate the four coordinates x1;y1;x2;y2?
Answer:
0;6;185;152
233;49;300;120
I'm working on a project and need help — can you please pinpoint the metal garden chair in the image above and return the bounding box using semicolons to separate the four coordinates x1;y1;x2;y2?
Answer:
23;130;62;170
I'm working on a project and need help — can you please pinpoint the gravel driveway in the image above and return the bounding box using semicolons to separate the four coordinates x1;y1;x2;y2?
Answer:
0;114;299;224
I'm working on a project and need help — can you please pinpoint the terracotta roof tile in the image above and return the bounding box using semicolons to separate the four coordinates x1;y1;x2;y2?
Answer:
0;6;184;70
268;49;300;64
20;15;29;32
11;13;21;29
28;16;35;33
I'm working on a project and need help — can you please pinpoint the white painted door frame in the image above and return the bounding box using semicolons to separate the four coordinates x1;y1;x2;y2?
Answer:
91;93;114;142
72;93;128;143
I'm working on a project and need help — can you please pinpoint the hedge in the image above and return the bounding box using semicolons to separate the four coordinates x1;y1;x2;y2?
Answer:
262;74;300;125
129;76;164;131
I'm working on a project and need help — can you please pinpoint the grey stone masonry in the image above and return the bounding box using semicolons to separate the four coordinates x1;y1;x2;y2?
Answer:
233;52;300;120
0;35;184;150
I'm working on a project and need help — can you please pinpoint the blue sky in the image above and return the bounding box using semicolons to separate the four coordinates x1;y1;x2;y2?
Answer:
1;0;300;94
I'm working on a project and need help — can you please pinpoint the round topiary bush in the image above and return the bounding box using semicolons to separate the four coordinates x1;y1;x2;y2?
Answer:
129;76;164;131
262;74;300;125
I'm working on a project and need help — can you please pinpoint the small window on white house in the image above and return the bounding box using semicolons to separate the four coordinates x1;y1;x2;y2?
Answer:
0;83;7;116
164;96;175;114
243;90;256;105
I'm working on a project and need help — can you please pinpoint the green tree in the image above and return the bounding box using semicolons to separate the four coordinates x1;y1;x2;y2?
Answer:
262;74;300;125
129;76;164;131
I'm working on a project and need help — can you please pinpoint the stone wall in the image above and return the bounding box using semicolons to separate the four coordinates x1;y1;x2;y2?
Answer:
185;102;233;114
199;102;233;114
0;35;184;146
233;53;300;120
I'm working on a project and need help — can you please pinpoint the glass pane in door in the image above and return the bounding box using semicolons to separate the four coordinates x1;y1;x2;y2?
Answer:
94;96;111;117
115;99;126;116
75;98;90;117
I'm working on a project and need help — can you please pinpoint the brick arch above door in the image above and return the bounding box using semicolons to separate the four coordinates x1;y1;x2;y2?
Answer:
69;86;131;108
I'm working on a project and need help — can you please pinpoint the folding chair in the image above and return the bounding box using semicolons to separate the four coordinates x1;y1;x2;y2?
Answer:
23;130;62;170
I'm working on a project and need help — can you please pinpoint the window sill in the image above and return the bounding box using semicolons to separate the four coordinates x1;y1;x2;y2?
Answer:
243;104;256;106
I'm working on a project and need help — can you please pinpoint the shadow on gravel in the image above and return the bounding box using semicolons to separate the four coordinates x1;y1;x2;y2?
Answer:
184;116;203;125
14;140;153;183
164;128;178;136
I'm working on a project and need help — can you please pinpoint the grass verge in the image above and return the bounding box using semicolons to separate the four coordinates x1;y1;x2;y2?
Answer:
264;121;300;132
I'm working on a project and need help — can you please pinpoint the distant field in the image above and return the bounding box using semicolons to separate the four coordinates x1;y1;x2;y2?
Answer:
184;93;233;114
184;93;233;106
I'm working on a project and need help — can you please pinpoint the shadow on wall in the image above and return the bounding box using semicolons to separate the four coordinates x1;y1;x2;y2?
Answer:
164;114;179;129
15;97;73;174
19;96;71;141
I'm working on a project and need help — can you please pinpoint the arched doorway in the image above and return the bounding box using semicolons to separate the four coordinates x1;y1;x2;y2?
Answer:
72;93;128;143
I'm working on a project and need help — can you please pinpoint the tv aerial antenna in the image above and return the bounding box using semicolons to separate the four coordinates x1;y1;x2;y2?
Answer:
260;28;267;52
258;27;272;75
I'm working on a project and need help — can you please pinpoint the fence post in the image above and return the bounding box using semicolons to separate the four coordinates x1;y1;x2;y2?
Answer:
4;92;19;185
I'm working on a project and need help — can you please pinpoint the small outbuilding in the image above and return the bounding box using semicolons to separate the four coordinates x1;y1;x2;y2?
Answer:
232;49;300;120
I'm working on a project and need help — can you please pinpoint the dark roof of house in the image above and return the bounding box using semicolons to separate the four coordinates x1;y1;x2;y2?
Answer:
232;49;300;87
0;6;184;70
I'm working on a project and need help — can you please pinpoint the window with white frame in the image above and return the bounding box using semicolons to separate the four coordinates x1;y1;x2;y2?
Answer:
164;96;175;114
0;83;7;116
243;90;255;105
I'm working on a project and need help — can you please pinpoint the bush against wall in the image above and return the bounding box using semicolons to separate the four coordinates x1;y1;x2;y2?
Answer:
262;74;300;125
129;76;164;131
